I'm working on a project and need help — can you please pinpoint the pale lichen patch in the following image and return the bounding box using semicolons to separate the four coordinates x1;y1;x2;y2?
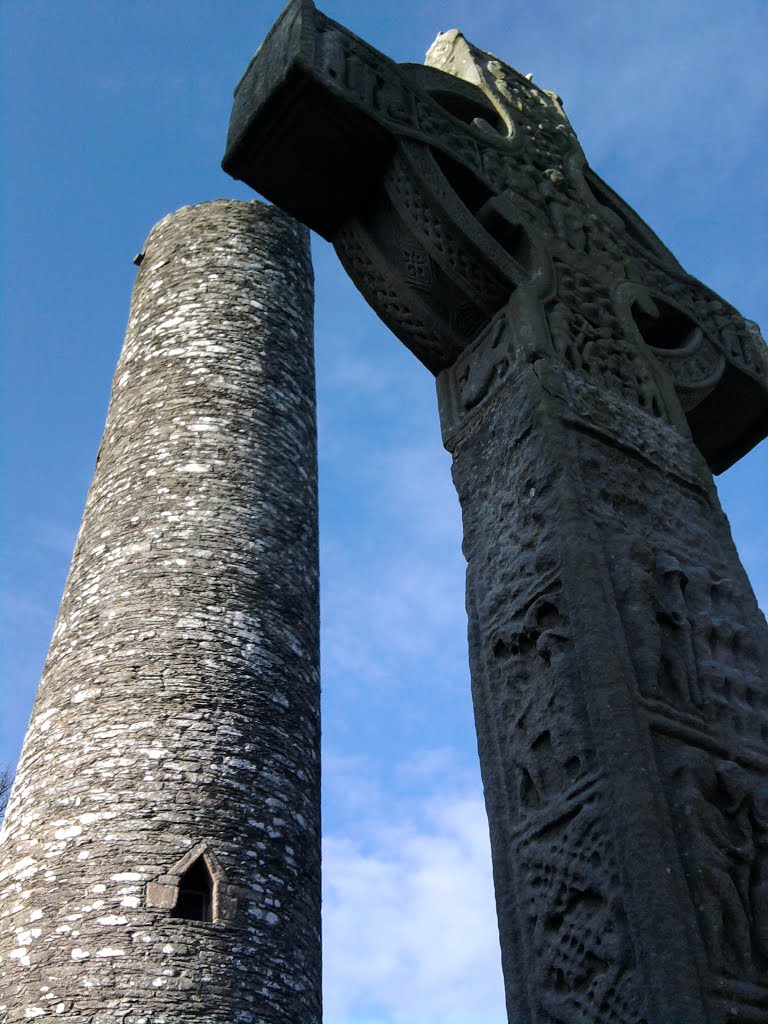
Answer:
53;825;82;841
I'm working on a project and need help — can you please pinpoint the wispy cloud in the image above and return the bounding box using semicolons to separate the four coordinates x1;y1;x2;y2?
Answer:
323;749;504;1024
321;544;467;698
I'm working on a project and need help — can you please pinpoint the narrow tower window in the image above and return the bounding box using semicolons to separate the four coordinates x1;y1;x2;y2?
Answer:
170;856;214;922
146;841;237;923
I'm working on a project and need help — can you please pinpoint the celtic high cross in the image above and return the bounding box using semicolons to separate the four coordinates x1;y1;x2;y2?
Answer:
224;3;768;1022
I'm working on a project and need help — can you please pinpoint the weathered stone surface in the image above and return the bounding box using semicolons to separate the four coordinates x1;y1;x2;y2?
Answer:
443;350;768;1022
224;6;768;1023
0;200;320;1023
223;0;768;473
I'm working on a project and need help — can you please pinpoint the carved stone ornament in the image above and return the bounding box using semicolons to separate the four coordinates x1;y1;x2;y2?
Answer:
223;0;768;472
224;6;768;1024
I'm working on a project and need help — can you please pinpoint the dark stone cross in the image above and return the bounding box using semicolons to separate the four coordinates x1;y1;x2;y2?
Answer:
224;3;768;1021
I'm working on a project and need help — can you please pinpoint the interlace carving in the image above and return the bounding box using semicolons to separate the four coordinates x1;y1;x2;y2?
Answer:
333;220;448;367
547;262;668;420
519;791;647;1024
384;150;510;308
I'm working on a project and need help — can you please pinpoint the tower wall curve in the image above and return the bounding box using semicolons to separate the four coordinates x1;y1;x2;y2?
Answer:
0;199;320;1023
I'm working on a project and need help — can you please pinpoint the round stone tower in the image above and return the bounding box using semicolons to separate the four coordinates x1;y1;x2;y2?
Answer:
0;200;320;1022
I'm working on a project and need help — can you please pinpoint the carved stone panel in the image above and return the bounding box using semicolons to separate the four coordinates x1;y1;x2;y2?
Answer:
655;738;768;982
452;370;652;1023
571;412;768;1020
517;788;646;1024
445;350;767;1022
579;434;768;763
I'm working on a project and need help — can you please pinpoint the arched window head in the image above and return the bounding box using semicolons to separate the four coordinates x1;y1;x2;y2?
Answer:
145;841;239;924
171;856;214;922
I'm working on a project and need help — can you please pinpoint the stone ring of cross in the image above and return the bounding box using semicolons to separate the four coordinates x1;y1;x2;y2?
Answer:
223;0;767;473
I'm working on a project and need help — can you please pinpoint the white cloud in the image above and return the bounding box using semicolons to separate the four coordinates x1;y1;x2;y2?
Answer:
323;752;505;1024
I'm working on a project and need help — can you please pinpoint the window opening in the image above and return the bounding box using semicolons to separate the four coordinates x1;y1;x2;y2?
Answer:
429;89;505;135
631;297;700;352
170;856;214;922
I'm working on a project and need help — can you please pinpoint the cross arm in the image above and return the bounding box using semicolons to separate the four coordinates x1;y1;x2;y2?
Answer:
222;0;504;241
223;0;392;240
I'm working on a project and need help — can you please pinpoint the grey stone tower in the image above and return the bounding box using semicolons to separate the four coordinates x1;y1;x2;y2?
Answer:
0;200;320;1023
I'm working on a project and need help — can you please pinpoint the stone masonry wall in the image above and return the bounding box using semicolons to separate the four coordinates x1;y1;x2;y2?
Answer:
0;200;320;1023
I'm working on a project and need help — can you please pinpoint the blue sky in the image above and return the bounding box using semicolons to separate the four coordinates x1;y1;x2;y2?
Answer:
1;2;766;1021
